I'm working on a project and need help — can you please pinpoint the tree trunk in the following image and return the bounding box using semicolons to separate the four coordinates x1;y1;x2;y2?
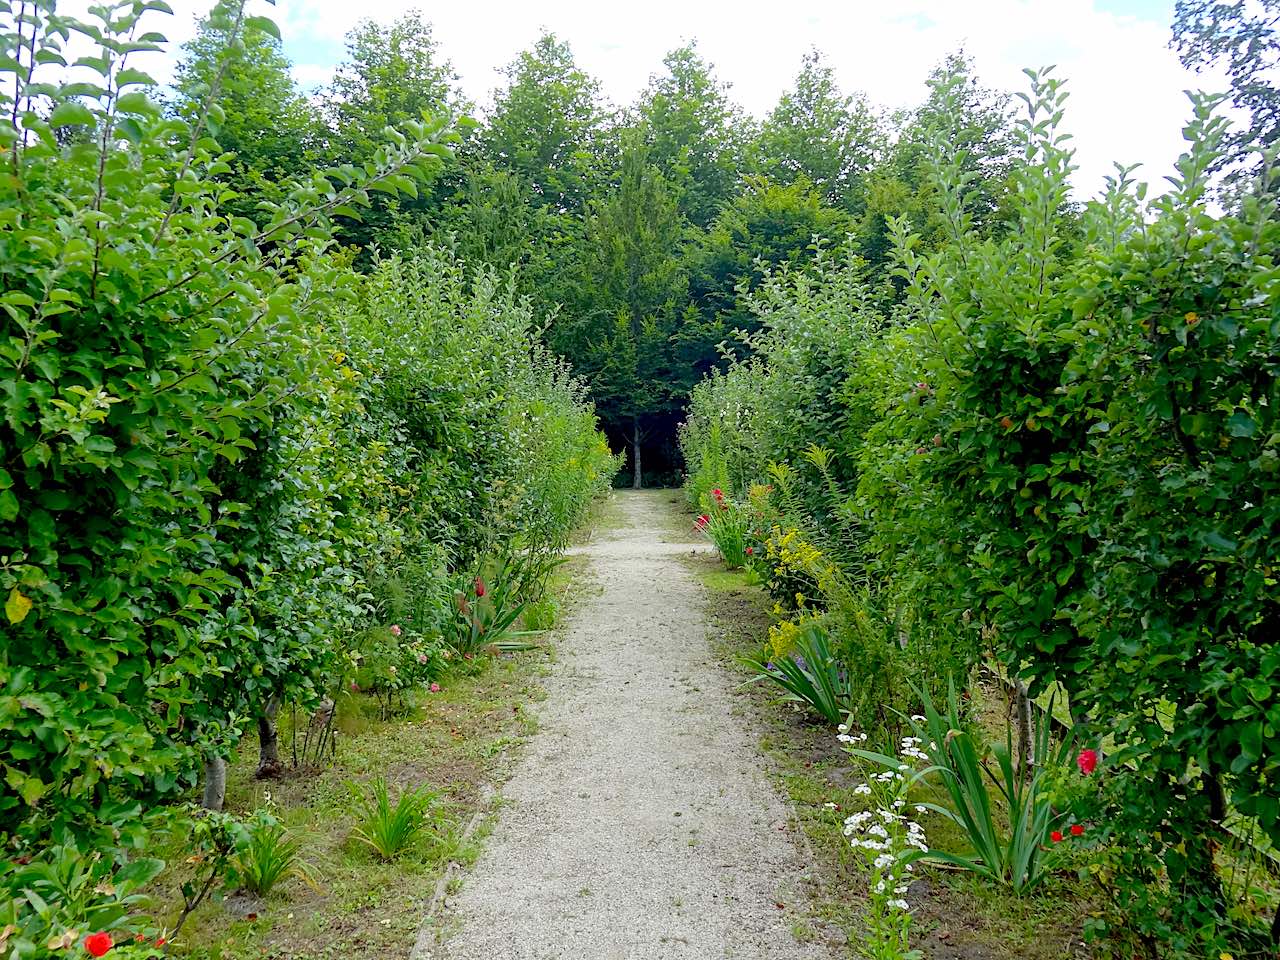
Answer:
255;695;282;779
1014;680;1034;770
631;417;642;490
201;757;226;811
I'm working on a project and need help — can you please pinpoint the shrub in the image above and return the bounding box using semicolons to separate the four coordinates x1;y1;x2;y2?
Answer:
743;623;852;726
348;778;439;861
231;813;316;897
0;0;450;850
696;488;749;567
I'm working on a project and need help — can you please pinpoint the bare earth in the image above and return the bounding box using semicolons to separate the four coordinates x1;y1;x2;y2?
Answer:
413;490;833;960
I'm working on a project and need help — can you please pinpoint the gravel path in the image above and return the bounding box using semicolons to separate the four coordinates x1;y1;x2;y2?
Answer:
413;490;833;960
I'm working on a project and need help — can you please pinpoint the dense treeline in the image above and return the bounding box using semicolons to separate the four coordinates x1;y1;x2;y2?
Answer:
0;1;616;952
682;69;1279;958
163;7;1020;485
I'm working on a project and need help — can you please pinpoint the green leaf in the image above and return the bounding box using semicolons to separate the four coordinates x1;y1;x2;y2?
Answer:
5;588;33;625
245;15;282;40
49;101;95;127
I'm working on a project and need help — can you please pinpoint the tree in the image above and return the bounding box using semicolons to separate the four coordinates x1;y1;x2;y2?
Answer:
556;138;689;486
1172;0;1280;186
483;32;609;214
855;51;1016;275
751;49;885;210
637;43;747;227
686;176;855;347
326;11;465;252
170;11;327;224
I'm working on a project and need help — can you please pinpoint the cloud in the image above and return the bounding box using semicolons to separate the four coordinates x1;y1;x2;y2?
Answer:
59;0;1238;198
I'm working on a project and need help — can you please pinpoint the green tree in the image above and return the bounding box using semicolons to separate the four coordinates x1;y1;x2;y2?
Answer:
170;10;327;224
556;138;689;486
326;10;465;252
637;43;746;227
857;52;1016;274
686;176;855;346
1172;0;1280;186
483;32;609;214
751;49;885;210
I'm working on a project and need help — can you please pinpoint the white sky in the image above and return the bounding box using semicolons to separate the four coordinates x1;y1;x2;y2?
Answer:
75;0;1239;198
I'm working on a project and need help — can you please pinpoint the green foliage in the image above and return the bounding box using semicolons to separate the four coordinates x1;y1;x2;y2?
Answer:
0;0;452;852
348;778;438;861
482;32;606;215
230;812;315;897
684;58;1280;953
169;7;328;225
0;844;164;956
637;43;746;228
743;623;853;727
695;490;748;568
858;682;1076;895
1173;0;1279;188
749;49;885;210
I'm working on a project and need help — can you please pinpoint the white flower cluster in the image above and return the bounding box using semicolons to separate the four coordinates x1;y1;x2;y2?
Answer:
839;729;931;916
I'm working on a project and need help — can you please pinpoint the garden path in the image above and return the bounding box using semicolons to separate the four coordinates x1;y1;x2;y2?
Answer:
412;489;832;960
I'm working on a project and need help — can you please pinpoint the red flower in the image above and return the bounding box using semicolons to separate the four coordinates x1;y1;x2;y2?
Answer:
1050;830;1064;843
1070;824;1084;837
745;547;753;556
712;488;723;500
695;514;710;529
474;577;487;598
84;932;113;957
155;937;167;947
1077;748;1099;775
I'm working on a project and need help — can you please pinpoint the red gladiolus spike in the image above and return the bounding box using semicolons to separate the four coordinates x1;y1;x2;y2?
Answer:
1077;748;1099;775
474;577;487;598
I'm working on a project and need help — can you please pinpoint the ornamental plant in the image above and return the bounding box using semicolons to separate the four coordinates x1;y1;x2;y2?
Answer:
698;488;749;567
839;729;928;960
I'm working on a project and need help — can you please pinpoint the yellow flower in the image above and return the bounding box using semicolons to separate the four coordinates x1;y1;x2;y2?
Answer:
1219;953;1234;960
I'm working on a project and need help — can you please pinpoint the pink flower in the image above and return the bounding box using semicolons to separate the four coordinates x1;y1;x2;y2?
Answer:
417;654;428;664
474;577;487;598
1077;749;1099;775
430;682;441;693
745;547;753;556
390;624;402;636
350;681;360;692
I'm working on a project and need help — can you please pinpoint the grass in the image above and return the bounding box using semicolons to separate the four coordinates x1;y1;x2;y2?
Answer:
693;552;1096;960
152;551;597;960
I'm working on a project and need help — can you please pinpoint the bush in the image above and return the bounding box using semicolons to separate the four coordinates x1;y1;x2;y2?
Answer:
0;0;615;921
683;66;1280;953
348;778;439;861
231;813;316;897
